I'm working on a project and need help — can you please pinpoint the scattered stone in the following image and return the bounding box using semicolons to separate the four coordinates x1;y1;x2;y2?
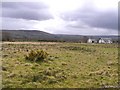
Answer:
7;73;16;78
107;61;115;65
34;63;39;66
24;63;32;66
2;66;7;71
61;62;67;65
15;61;21;65
3;54;8;58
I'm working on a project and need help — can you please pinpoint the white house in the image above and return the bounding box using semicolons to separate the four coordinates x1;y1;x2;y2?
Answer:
87;38;113;44
87;38;98;43
98;38;112;44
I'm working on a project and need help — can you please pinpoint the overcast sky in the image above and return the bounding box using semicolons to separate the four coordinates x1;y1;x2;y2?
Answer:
1;0;119;35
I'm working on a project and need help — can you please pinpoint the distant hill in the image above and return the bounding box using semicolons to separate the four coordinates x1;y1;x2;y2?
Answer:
1;30;59;41
1;30;84;42
1;30;119;42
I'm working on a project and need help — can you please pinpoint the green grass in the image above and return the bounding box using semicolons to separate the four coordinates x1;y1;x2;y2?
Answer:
2;42;119;88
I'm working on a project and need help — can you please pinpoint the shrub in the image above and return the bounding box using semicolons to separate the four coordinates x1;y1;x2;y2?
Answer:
25;49;48;62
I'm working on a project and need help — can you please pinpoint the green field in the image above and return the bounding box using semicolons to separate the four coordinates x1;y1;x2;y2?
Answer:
2;42;119;88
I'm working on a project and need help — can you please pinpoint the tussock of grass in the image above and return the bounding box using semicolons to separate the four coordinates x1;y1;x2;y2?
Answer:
25;50;48;62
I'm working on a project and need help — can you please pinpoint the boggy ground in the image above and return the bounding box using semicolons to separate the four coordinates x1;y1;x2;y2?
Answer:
1;42;119;88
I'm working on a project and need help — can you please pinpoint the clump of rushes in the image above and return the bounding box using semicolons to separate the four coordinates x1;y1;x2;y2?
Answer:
25;49;48;62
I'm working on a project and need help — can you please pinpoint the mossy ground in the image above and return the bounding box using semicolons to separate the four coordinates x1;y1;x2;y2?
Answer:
2;42;119;88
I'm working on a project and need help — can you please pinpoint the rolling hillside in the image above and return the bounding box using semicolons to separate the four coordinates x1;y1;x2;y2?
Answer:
1;30;58;41
1;30;84;42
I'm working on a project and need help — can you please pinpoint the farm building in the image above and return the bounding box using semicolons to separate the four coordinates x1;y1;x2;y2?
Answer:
98;38;112;44
87;38;98;43
87;38;113;44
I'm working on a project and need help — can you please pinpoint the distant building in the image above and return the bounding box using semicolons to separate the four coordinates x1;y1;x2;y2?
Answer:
98;38;112;44
87;38;113;44
87;38;98;43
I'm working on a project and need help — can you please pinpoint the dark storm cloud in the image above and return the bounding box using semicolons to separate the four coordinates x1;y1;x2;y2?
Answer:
2;2;53;20
60;6;117;30
2;2;48;9
80;11;117;30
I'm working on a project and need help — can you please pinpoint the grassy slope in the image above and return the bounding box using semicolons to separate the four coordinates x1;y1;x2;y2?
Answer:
2;42;118;88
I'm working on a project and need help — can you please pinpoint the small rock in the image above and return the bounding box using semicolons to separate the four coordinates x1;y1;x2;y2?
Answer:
15;61;21;65
2;66;7;71
7;73;16;78
61;62;67;65
24;63;31;66
3;54;8;58
34;63;39;66
107;61;115;65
